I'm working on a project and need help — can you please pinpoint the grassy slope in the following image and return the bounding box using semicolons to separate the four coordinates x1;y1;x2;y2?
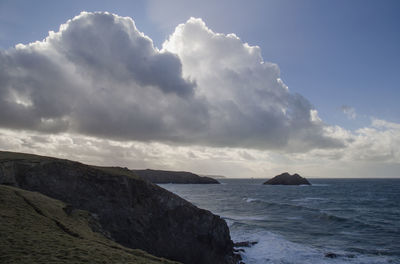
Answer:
0;184;179;264
0;150;141;180
0;150;70;162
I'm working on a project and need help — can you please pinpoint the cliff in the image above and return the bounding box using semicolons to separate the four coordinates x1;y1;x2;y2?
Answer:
133;169;220;184
0;151;238;264
0;184;178;264
263;172;311;185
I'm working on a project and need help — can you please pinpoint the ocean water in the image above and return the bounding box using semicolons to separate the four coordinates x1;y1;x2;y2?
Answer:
159;179;400;264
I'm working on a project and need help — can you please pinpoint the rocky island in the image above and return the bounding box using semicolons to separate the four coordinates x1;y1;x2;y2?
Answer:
0;151;239;264
263;172;311;185
132;169;220;184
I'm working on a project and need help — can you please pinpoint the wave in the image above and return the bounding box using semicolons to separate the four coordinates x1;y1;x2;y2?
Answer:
230;230;399;264
244;197;320;212
292;197;329;202
243;198;363;224
317;210;397;233
244;198;261;203
224;218;234;227
345;247;400;257
286;216;303;220
223;215;269;224
241;197;382;231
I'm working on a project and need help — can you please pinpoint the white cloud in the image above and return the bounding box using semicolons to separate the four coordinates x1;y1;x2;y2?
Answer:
295;118;400;176
162;17;344;150
349;119;400;162
0;12;343;151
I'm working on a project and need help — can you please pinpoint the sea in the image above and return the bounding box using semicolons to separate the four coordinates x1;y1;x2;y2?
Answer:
159;178;400;264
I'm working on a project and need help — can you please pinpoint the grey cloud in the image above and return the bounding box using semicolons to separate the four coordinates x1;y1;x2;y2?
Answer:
239;150;255;161
0;13;344;151
50;12;194;96
0;12;203;141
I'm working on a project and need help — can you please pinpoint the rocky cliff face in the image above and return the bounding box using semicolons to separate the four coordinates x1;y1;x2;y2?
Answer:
0;151;238;264
133;169;220;184
0;185;179;264
263;172;311;185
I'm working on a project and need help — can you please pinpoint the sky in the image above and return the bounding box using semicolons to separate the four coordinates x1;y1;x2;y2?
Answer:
0;0;399;178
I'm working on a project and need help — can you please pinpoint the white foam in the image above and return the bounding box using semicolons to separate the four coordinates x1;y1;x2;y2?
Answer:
224;218;234;227
245;198;260;203
223;215;269;223
292;197;328;202
231;230;398;264
233;230;327;264
234;215;269;221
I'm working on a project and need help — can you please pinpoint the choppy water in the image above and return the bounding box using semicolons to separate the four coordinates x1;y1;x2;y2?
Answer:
159;178;400;264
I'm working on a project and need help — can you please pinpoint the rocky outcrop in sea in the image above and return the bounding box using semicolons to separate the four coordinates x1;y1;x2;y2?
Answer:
263;172;311;185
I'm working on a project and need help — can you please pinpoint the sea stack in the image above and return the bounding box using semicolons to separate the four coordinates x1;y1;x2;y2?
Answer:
263;172;311;185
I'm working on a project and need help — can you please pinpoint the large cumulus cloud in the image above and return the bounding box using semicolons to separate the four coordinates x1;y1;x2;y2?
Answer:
0;12;207;142
0;12;343;151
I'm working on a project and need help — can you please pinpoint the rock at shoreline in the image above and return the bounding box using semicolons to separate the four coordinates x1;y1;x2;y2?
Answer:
263;172;311;185
0;151;238;264
325;252;338;258
234;241;258;247
133;169;220;184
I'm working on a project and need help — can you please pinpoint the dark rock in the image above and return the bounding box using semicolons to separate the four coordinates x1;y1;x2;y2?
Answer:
263;172;311;185
0;151;238;264
234;241;258;247
63;204;74;215
325;252;338;258
132;169;220;184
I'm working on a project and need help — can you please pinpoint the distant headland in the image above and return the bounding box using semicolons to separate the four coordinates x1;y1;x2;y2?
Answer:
132;169;220;184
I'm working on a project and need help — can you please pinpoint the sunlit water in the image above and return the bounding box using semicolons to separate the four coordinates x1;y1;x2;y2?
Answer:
159;178;400;264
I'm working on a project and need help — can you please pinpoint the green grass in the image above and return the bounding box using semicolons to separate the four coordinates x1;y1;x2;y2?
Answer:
0;185;179;264
0;150;60;162
91;166;140;180
0;150;141;180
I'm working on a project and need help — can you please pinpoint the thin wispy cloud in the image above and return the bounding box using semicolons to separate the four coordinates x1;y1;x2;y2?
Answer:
341;105;357;120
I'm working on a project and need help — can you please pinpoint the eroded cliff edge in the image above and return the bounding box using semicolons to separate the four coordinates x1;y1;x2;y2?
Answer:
0;151;239;264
